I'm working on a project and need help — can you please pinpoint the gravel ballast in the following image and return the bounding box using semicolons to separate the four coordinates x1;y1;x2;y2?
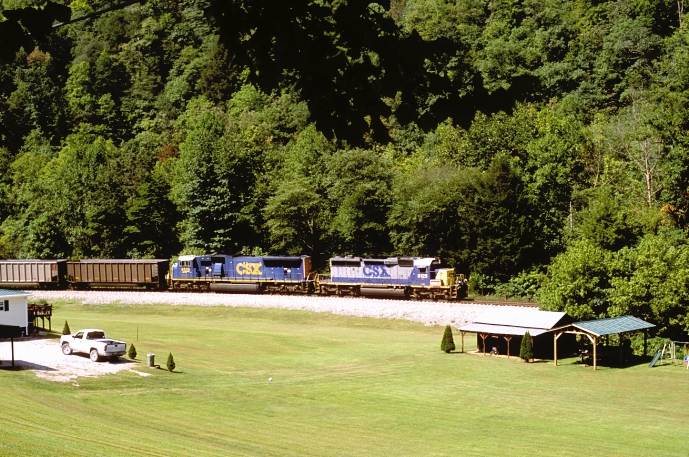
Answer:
28;290;527;328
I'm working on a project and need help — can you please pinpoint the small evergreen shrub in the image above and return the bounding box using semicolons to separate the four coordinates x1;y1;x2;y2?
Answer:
128;344;137;359
62;321;71;335
520;331;533;362
440;325;456;353
166;352;176;372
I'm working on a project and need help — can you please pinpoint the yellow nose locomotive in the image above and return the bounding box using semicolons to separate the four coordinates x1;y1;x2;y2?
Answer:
316;256;467;300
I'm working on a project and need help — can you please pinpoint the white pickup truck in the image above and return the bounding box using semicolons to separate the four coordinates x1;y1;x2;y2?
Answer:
60;329;127;362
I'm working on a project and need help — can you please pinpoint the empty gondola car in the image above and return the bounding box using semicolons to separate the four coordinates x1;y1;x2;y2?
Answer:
169;254;312;293
0;259;67;289
66;259;169;289
316;256;467;300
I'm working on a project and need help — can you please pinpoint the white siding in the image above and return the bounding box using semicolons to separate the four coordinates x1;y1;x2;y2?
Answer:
0;296;28;331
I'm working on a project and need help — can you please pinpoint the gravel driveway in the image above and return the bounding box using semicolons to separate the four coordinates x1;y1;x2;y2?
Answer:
0;338;149;382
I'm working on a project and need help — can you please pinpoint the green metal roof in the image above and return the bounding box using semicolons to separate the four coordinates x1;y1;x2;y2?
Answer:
573;316;655;336
0;289;30;297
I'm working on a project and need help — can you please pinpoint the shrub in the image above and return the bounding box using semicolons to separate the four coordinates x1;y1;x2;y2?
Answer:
128;344;137;359
166;352;176;372
62;321;71;335
520;331;533;362
628;335;668;356
440;325;456;353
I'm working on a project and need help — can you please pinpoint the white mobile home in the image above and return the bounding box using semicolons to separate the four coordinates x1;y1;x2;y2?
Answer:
0;289;30;336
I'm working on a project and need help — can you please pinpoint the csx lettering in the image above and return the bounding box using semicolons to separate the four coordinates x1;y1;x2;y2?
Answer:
362;265;390;278
236;262;262;275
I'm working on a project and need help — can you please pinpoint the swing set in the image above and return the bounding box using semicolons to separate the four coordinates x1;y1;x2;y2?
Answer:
648;340;689;368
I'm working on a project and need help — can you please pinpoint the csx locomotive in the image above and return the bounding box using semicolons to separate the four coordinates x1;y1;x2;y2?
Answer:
0;255;468;300
316;256;467;300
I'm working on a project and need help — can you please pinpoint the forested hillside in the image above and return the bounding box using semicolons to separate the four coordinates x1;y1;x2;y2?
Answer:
1;0;689;338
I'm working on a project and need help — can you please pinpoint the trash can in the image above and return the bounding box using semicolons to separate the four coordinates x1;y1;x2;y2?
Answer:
147;353;155;367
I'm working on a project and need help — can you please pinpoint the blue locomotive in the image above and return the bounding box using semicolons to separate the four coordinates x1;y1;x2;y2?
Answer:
169;254;313;293
316;256;467;300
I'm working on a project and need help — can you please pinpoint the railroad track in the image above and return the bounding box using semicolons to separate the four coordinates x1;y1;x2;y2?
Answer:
47;288;540;307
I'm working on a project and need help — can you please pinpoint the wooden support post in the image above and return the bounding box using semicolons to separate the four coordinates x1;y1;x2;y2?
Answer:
504;336;513;359
619;332;624;366
593;336;598;371
460;331;466;354
643;330;647;357
554;332;563;366
479;334;487;355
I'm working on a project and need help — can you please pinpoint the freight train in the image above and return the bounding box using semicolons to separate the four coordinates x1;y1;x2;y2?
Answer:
0;255;468;300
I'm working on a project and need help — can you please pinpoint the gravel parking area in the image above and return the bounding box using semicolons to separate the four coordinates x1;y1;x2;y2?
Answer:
0;338;149;383
28;290;522;327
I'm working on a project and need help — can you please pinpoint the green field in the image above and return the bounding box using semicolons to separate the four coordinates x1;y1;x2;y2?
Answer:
1;302;687;457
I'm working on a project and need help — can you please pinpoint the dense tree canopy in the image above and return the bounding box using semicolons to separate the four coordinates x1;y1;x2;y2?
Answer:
2;0;689;336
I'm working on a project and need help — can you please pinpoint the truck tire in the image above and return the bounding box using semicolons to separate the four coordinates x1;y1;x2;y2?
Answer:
61;343;72;355
90;348;100;362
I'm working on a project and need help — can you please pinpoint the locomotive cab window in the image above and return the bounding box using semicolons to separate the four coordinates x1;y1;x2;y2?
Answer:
430;261;440;279
418;267;427;273
0;299;8;311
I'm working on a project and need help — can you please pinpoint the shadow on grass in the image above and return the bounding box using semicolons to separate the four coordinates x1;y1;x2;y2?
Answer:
0;360;57;371
68;353;140;365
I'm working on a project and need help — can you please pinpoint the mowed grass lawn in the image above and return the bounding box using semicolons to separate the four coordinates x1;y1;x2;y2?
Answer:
1;302;687;457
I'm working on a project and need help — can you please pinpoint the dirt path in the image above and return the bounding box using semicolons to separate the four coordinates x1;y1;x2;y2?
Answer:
0;338;151;382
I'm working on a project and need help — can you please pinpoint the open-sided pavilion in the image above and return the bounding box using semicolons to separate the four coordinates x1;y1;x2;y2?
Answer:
552;316;655;370
458;308;572;359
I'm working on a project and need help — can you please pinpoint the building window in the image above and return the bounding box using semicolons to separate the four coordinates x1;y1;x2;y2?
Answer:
0;300;8;311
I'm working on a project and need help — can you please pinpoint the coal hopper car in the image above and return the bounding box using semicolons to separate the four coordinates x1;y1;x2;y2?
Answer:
0;259;67;289
66;259;169;289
